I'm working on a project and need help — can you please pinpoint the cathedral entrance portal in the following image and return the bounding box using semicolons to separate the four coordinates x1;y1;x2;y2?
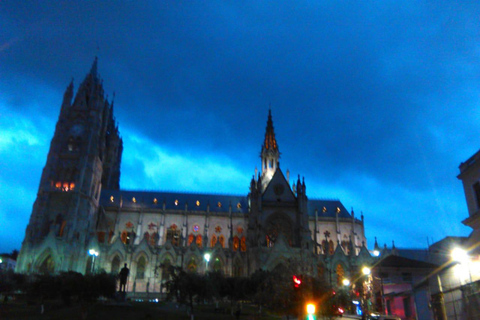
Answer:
265;213;293;247
38;255;55;274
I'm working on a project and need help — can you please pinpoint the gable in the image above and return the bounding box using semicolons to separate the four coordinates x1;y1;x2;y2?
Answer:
262;168;296;203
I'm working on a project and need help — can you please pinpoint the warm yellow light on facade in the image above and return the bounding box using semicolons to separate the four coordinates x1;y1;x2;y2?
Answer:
196;200;200;206
132;197;136;203
175;200;178;206
110;196;114;202
153;198;157;204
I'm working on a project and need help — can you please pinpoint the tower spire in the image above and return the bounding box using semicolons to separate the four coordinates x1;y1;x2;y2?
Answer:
90;56;98;77
263;109;278;152
260;109;280;191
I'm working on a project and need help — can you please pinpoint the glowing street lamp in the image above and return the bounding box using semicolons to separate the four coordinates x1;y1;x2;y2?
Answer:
362;267;371;275
451;247;472;283
342;278;350;286
88;249;99;273
204;253;211;272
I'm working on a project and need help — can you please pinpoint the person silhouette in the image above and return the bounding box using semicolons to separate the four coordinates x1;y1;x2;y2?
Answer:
119;263;129;292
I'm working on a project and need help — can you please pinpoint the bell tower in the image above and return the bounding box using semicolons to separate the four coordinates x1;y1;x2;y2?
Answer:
16;58;123;274
260;110;280;191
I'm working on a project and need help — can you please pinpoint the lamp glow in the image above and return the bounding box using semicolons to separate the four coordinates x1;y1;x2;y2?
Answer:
451;248;468;263
362;267;371;275
306;303;316;314
342;278;350;286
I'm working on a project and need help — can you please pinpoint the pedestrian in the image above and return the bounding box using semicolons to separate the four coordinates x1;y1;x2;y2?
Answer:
119;263;129;292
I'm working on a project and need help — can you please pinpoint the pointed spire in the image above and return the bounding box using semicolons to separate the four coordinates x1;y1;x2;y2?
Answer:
263;109;278;151
90;56;98;77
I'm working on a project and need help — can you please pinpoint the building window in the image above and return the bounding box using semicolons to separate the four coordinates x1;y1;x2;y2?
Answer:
211;235;217;247
196;235;202;247
474;182;480;209
121;231;133;244
240;236;247;252
213;257;222;273
136;256;146;279
166;227;181;246
188;234;195;246
329;240;334;255
219;235;225;248
187;257;197;272
233;236;240;251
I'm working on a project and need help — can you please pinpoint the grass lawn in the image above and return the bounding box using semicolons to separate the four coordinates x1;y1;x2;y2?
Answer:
0;299;284;320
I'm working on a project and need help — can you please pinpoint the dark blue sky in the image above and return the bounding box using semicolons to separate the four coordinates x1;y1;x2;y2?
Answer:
1;1;479;253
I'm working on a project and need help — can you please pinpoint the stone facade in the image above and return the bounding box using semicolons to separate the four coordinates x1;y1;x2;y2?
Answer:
16;60;372;295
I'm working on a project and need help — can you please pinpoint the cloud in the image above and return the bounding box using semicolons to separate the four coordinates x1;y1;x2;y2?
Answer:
0;1;478;252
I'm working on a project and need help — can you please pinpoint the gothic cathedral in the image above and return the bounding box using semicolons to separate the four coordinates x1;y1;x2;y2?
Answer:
16;60;373;295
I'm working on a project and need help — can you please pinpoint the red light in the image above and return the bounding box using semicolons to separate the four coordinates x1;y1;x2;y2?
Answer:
338;308;344;314
293;275;302;287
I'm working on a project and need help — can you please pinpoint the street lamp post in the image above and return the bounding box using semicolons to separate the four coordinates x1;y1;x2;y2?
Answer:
88;249;99;274
204;253;211;273
361;267;371;319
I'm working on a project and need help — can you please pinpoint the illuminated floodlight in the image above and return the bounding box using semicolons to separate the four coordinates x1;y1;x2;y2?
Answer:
451;248;469;263
373;250;380;257
342;278;350;286
362;267;371;275
306;303;316;314
204;253;211;262
88;249;99;257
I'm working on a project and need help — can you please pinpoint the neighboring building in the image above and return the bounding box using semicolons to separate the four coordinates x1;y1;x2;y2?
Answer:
371;254;437;320
0;256;16;271
16;60;373;296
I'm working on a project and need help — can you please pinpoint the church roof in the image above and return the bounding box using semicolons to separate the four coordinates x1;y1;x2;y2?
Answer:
101;189;355;219
100;189;249;213
308;199;352;219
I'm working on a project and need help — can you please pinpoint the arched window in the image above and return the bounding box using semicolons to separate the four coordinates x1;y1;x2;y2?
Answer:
137;256;146;279
166;225;180;246
121;230;133;244
233;236;240;251
213;257;222;273
211;235;217;247
336;264;345;286
219;235;225;248
111;256;120;274
196;234;202;247
150;232;159;246
329;240;334;255
187;257;197;272
188;234;195;246
240;237;247;252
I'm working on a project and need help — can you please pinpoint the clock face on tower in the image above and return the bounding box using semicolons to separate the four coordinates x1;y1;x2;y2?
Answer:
70;124;84;136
